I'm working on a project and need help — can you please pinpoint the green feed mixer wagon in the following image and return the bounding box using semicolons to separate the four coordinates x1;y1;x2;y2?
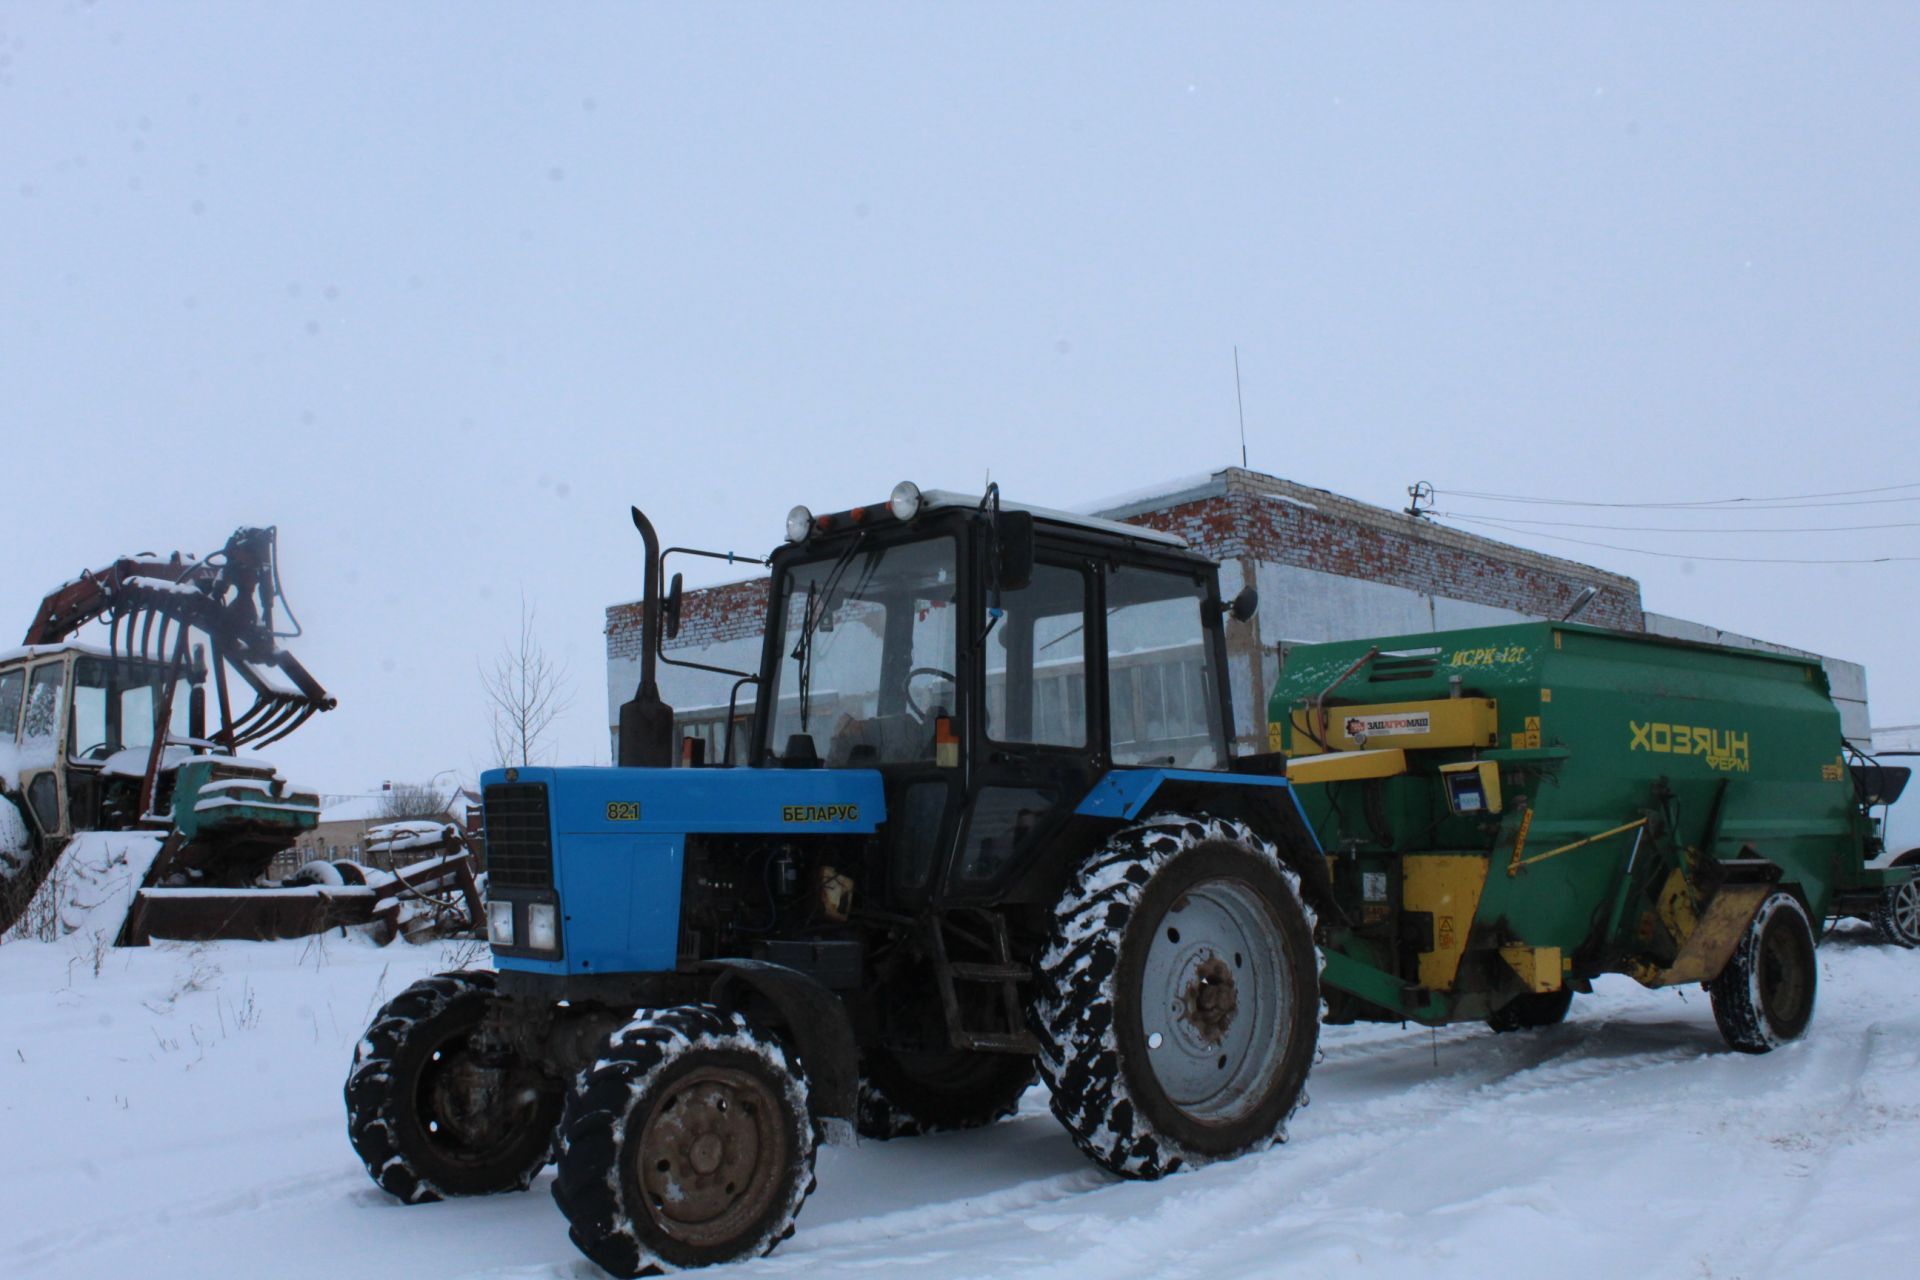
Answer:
1270;621;1916;1050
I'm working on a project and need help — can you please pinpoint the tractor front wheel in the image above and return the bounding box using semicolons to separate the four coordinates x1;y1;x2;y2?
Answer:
1710;892;1817;1054
552;1005;816;1277
344;971;563;1202
1030;813;1319;1180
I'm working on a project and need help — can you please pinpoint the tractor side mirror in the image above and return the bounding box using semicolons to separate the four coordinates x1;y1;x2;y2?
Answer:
1229;585;1259;623
664;572;684;640
995;510;1035;592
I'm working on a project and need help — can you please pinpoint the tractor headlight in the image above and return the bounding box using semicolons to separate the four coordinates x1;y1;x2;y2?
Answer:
486;900;515;947
527;902;559;952
889;481;922;522
785;505;814;543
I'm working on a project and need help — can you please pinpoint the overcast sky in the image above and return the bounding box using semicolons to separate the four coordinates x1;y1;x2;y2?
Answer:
3;3;1916;801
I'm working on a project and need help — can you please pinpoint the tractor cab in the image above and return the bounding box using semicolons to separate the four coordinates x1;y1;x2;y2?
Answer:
751;483;1238;908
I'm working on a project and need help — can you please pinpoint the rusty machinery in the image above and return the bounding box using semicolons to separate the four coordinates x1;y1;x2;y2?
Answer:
1;527;476;943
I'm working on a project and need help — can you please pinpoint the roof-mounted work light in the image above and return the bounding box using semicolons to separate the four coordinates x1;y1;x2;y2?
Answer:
889;481;922;522
785;505;814;543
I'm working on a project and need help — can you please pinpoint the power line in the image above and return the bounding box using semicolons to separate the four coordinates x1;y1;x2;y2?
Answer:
1437;513;1920;565
1437;481;1920;511
1433;511;1920;535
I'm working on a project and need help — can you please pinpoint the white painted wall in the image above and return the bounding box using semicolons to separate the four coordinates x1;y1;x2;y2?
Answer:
1643;611;1871;745
1247;558;1534;751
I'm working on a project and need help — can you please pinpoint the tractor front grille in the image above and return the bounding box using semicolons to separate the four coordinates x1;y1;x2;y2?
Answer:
483;783;554;891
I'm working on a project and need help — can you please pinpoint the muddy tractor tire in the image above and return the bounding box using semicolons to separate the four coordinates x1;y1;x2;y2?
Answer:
552;1004;816;1277
1487;987;1574;1033
1710;892;1818;1054
344;970;564;1202
1030;812;1319;1180
856;1047;1036;1140
1872;876;1920;949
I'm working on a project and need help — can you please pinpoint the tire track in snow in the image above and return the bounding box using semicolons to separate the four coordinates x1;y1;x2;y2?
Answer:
1687;1022;1887;1280
755;1015;1721;1279
11;1168;366;1271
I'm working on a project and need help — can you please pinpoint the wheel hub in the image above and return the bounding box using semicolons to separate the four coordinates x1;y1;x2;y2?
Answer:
1760;922;1811;1024
689;1132;725;1176
420;1040;542;1165
432;1058;507;1146
1137;876;1293;1125
1179;954;1239;1045
638;1066;784;1245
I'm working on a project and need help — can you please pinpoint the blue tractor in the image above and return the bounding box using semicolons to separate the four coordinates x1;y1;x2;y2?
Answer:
345;484;1330;1274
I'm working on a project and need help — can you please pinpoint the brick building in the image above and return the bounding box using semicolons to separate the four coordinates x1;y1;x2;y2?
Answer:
605;466;1868;758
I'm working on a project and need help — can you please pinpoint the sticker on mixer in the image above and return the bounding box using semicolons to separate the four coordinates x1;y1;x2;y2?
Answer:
1342;711;1430;740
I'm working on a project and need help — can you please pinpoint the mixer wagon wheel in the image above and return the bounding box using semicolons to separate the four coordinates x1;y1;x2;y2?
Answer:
1029;813;1319;1180
552;1004;816;1277
856;1047;1036;1139
345;971;564;1202
1710;892;1817;1054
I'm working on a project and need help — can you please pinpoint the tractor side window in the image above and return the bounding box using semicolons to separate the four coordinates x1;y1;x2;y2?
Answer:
70;659;112;760
984;562;1088;748
21;663;66;759
1106;566;1222;770
117;680;188;753
120;686;157;751
0;669;23;742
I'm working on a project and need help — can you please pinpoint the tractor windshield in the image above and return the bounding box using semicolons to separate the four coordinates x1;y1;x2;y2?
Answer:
765;535;958;767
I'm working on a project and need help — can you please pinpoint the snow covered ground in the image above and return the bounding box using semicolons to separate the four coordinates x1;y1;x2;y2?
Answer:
4;928;1918;1280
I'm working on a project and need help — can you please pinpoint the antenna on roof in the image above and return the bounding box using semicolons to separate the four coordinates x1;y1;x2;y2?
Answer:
1233;346;1248;469
1405;480;1435;519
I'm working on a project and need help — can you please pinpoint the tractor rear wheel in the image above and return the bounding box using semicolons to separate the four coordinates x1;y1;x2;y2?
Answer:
552;1004;816;1277
1030;813;1319;1180
345;971;563;1202
1487;987;1573;1033
856;1047;1035;1139
1710;892;1817;1054
1872;877;1920;948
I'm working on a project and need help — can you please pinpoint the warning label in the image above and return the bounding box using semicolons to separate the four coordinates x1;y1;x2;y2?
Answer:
1342;711;1431;740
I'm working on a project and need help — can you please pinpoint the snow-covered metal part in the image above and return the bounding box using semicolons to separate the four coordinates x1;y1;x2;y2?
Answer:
1;527;345;944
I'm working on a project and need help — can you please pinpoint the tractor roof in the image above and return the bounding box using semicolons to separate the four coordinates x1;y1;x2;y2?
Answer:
916;489;1189;549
